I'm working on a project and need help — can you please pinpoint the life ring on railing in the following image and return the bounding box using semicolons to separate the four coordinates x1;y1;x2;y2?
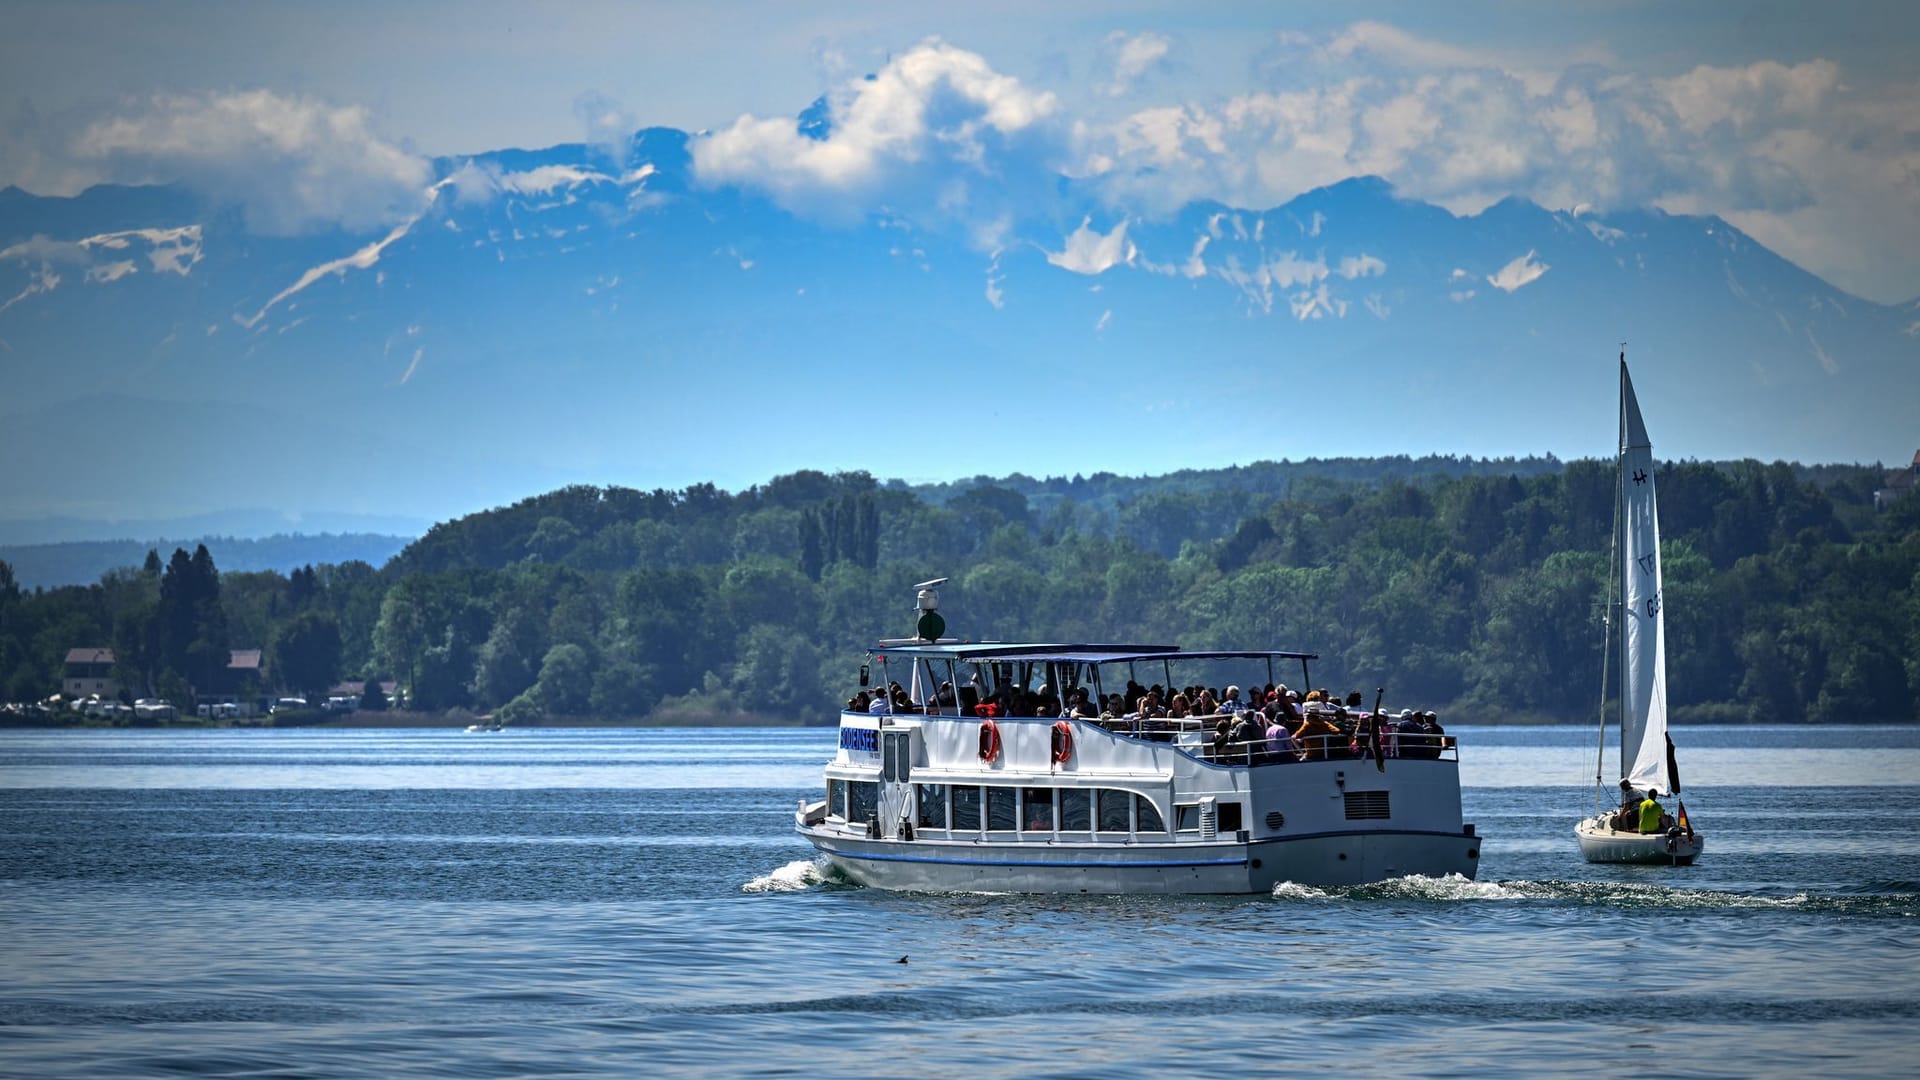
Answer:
978;718;1002;763
1050;719;1074;765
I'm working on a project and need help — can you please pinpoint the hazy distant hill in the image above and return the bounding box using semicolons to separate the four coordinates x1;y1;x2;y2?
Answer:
0;533;412;590
0;508;429;547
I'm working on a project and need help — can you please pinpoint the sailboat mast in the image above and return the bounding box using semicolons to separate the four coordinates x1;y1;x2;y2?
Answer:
1616;351;1630;779
1592;350;1626;808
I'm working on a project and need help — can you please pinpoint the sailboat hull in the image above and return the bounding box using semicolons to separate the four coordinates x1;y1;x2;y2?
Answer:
1575;817;1703;865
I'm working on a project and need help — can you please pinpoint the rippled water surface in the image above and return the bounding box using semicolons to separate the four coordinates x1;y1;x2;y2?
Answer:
2;725;1916;1077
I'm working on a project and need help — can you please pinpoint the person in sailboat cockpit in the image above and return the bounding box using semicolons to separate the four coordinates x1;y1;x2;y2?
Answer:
1638;790;1674;834
1611;781;1641;831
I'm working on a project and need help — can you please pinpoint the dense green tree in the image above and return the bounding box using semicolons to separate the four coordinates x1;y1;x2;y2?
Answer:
799;509;826;581
471;607;540;707
533;643;593;716
589;658;658;719
729;624;824;714
525;517;581;563
272;611;343;701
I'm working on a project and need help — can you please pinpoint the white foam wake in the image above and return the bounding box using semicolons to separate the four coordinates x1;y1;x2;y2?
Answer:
742;858;828;893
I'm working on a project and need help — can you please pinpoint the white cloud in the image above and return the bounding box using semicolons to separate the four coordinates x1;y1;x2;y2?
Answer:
73;90;432;235
0;236;88;265
1046;217;1134;275
1487;250;1550;292
1659;60;1839;137
1095;308;1112;332
1058;27;1919;300
692;39;1058;222
1101;32;1172;98
574;91;640;168
985;250;1006;308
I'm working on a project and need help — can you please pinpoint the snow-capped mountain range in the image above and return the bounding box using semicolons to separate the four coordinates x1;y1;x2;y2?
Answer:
2;123;1915;530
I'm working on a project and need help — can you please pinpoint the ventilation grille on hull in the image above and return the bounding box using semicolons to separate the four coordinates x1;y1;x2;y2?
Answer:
1343;791;1390;820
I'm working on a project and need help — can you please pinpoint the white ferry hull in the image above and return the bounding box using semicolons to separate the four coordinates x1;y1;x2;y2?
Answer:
1575;817;1703;865
802;828;1480;894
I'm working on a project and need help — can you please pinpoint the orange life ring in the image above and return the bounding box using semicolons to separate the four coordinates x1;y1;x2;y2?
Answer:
1050;719;1074;765
978;718;1002;763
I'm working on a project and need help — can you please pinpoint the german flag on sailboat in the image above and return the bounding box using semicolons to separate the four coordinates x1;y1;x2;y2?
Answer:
1676;800;1694;837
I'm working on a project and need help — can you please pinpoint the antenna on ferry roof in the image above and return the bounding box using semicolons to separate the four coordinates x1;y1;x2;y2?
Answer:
914;578;947;642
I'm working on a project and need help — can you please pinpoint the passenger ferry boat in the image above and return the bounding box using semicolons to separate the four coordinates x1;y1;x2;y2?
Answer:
794;581;1481;893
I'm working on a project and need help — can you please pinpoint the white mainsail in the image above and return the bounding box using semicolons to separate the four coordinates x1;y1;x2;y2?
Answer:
1618;360;1673;795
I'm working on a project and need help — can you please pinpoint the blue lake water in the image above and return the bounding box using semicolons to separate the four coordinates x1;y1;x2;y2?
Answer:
2;725;1916;1077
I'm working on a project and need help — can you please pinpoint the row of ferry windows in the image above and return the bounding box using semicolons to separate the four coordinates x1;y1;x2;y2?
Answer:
826;780;1247;834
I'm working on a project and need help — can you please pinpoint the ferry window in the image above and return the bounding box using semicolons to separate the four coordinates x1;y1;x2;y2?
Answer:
1059;789;1091;831
916;784;948;829
848;782;878;825
1022;788;1055;832
828;779;847;820
1175;804;1200;832
1217;802;1244;833
987;787;1017;831
1097;789;1131;832
1135;796;1165;833
952;786;982;830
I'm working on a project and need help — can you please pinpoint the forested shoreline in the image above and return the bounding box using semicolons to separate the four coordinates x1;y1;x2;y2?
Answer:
2;455;1916;726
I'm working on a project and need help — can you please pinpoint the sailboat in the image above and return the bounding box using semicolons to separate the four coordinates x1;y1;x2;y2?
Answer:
1575;354;1705;865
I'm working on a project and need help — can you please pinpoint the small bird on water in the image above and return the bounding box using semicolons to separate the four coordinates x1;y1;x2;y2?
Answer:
896;955;909;964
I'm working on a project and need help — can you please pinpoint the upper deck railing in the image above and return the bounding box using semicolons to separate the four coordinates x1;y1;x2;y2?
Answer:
846;708;1456;766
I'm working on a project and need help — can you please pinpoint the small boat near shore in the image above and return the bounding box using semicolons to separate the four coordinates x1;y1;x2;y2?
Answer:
795;581;1481;894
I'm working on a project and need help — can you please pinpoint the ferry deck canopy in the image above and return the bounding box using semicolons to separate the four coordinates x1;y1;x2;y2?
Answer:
868;642;1318;664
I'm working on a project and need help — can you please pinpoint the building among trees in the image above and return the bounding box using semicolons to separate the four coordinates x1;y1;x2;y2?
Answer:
1875;450;1920;510
63;648;118;699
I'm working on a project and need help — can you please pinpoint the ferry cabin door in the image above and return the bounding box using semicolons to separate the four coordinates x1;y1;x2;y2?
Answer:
878;730;914;839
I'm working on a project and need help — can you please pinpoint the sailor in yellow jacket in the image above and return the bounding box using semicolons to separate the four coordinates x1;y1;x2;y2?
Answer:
1638;791;1665;833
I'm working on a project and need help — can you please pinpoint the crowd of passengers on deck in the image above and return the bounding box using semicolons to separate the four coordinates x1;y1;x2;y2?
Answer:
846;680;1449;765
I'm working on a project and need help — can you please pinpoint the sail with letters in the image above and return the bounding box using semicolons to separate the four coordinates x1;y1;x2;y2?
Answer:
1617;361;1671;797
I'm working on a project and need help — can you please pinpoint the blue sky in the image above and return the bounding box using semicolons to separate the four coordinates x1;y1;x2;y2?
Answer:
4;1;1918;303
